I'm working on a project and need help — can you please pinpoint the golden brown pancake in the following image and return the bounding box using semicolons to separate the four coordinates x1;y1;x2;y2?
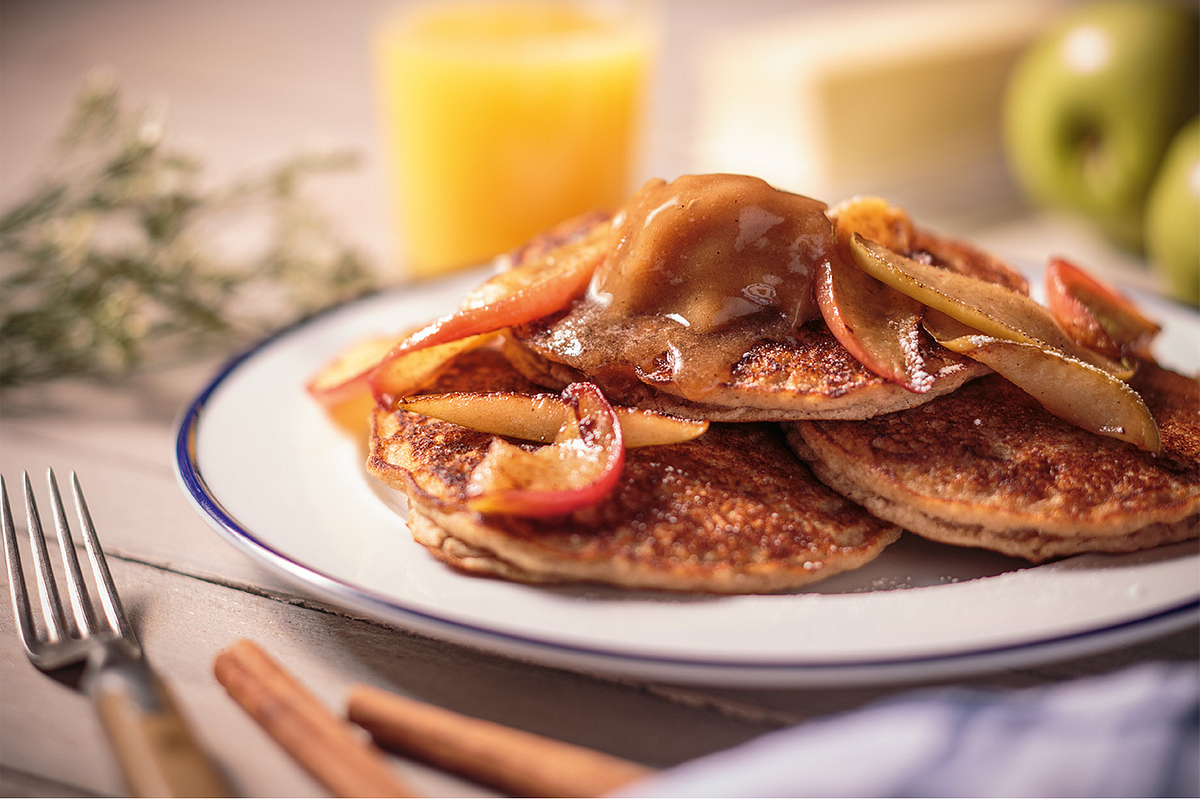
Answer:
504;211;1029;422
786;363;1200;561
506;314;988;421
367;349;901;593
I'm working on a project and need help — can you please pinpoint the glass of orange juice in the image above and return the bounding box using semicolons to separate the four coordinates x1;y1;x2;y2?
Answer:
374;1;653;279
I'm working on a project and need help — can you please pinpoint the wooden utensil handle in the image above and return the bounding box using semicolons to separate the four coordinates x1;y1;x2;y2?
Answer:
90;663;232;797
348;683;655;797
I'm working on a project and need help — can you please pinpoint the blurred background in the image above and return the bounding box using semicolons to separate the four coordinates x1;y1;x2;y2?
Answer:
2;0;1197;311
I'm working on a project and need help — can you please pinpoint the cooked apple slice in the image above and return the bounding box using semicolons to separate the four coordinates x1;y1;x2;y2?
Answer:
1045;257;1161;360
464;382;624;517
818;198;930;392
369;332;497;410
311;328;500;409
318;224;610;413
924;310;1160;452
368;229;608;407
372;222;609;373
308;332;409;410
615;407;709;447
310;330;500;433
396;391;708;447
400;392;568;443
849;235;1133;379
462;217;611;305
307;331;425;435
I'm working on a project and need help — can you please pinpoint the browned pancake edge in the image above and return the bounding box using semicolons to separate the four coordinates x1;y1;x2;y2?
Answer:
787;364;1200;561
367;350;902;593
503;323;990;422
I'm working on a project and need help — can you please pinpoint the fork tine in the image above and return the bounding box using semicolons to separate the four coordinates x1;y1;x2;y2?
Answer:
23;471;70;643
2;476;41;656
70;471;139;653
47;468;97;638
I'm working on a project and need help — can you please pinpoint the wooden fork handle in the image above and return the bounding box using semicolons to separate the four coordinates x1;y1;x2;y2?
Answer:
88;658;232;797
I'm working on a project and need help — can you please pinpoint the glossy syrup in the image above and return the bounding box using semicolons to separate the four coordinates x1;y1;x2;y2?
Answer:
565;174;836;399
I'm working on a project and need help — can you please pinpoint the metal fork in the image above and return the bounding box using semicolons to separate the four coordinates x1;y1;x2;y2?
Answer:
3;469;230;797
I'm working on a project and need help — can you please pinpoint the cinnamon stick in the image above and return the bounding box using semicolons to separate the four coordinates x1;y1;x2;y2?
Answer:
213;640;414;798
347;684;654;797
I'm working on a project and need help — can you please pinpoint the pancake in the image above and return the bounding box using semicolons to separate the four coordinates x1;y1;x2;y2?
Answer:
504;213;1028;421
505;314;988;422
786;363;1200;561
367;348;901;593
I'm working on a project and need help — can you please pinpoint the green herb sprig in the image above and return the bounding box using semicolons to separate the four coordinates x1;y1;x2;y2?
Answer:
0;72;378;387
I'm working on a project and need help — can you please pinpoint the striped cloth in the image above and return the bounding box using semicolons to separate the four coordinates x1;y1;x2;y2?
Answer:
625;663;1199;797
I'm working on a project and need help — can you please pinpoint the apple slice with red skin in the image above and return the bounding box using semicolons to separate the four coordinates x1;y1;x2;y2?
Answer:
307;332;409;410
463;382;624;517
849;235;1134;379
817;198;930;392
396;391;708;447
368;224;610;407
368;332;499;410
924;310;1160;452
1045;257;1161;360
310;329;498;411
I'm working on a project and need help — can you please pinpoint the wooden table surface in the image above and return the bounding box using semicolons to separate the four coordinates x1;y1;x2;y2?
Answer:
2;1;1196;796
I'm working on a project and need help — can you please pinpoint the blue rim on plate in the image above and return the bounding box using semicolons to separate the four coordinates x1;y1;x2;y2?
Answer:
172;286;1200;687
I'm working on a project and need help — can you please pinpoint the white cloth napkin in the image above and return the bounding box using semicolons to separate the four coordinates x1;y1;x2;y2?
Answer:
624;662;1199;797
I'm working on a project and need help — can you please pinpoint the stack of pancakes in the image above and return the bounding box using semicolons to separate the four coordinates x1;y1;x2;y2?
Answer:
370;349;903;593
366;205;1200;594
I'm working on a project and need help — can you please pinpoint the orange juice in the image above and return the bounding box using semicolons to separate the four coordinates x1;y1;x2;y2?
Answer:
375;2;651;278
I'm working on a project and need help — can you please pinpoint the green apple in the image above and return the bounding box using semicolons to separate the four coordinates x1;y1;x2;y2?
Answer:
1144;118;1200;306
1003;0;1199;251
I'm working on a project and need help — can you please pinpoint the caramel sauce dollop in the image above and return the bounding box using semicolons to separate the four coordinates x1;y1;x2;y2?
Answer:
555;174;835;399
591;174;831;333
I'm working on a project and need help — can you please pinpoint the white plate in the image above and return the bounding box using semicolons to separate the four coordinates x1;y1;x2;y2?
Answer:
175;266;1200;687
